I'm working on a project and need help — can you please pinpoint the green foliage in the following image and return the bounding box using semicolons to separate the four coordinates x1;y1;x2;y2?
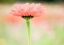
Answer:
0;0;63;3
0;0;16;3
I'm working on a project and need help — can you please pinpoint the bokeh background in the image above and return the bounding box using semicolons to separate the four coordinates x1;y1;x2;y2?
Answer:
0;0;64;45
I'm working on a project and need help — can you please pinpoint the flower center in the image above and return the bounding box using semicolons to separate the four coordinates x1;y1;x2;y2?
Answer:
22;16;33;19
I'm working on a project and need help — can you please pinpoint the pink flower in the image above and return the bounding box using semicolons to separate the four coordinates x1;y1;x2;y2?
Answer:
10;3;45;18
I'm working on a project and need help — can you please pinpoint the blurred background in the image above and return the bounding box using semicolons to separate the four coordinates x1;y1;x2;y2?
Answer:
0;0;64;45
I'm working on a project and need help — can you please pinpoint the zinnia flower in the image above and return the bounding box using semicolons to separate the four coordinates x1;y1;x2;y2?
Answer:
10;3;45;45
10;3;45;19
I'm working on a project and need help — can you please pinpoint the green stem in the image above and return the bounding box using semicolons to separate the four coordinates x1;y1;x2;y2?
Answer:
26;19;30;45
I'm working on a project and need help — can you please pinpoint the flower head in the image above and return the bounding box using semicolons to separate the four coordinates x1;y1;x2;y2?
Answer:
10;3;45;19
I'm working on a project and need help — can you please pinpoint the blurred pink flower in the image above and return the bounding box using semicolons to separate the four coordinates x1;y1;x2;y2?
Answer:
5;15;21;24
10;3;45;17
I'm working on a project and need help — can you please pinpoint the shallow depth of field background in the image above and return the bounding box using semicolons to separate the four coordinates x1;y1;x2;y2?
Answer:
0;0;64;45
